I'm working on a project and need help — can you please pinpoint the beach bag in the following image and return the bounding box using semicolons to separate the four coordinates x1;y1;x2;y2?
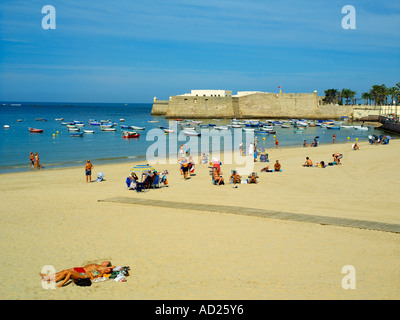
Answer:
74;278;92;287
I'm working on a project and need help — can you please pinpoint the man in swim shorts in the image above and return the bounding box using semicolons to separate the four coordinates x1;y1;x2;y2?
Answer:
302;157;313;167
85;160;93;183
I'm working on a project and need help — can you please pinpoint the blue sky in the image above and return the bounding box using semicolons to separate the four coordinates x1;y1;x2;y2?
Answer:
0;0;399;102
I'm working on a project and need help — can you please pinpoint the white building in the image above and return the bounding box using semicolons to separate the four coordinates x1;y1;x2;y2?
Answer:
179;90;232;97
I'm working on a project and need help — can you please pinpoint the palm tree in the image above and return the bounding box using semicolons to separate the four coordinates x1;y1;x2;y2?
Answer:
341;88;355;105
323;89;340;104
361;92;370;105
370;84;387;106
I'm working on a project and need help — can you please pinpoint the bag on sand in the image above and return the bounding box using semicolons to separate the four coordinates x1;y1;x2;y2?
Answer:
74;278;92;287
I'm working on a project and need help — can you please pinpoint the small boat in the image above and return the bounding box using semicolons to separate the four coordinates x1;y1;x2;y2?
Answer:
255;131;269;134
182;126;195;130
120;119;125;122
89;121;101;126
17;119;22;122
214;126;229;130
55;118;64;121
83;130;94;133
231;124;242;128
4;125;10;129
123;131;140;138
75;123;85;127
242;128;255;132
68;127;80;132
70;132;83;137
281;125;290;128
327;126;340;130
120;125;131;129
163;129;175;133
29;127;44;133
208;124;216;127
129;126;145;130
67;124;76;128
100;119;111;123
101;127;116;131
35;118;47;121
200;124;208;128
148;120;159;123
73;121;83;124
294;129;303;133
183;130;201;136
175;119;183;121
340;125;354;129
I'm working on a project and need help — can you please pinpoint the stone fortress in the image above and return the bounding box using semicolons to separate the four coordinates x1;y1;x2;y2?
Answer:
151;89;376;120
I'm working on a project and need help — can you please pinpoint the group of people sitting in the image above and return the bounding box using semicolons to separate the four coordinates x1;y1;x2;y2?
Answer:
126;170;168;191
302;153;343;168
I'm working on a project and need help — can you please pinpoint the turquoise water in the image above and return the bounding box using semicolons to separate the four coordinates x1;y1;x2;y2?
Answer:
0;102;393;174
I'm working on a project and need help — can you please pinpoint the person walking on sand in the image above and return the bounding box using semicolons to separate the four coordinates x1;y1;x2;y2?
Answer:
29;152;35;169
85;160;94;183
332;134;336;144
275;137;279;149
34;152;42;170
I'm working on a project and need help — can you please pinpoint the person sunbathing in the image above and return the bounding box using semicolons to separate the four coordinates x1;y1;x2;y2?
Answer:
213;167;224;185
261;166;273;172
248;172;258;184
302;157;313;167
40;261;115;287
230;170;241;184
274;160;281;171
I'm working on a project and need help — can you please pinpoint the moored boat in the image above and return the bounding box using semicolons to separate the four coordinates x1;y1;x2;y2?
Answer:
28;127;44;133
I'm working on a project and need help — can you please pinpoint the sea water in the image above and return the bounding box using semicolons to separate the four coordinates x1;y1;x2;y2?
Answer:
0;102;393;174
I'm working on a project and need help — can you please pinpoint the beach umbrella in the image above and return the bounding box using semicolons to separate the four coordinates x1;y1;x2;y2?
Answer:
386;136;392;140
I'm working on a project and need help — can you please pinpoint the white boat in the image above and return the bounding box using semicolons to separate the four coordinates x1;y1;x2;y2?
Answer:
214;126;229;130
148;120;159;123
281;125;290;128
163;129;175;133
75;123;85;127
101;127;116;131
181;126;195;130
83;130;94;133
68;127;80;132
55;118;64;121
242;128;255;132
120;119;125;122
183;130;201;136
66;124;76;128
4;125;9;129
340;125;354;129
231;124;242;128
130;126;146;130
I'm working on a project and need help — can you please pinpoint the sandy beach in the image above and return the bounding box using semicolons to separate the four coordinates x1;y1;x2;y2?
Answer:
0;139;399;300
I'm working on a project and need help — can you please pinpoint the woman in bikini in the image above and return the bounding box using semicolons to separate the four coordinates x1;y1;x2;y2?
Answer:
40;261;115;287
34;152;42;170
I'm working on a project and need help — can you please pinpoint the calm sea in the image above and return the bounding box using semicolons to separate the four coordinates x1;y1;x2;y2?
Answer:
0;102;394;174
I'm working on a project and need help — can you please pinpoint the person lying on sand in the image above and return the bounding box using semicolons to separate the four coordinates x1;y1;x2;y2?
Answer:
40;261;115;287
261;166;273;172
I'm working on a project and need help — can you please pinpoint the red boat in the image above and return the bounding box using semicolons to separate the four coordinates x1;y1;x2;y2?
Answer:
123;132;140;138
28;127;44;133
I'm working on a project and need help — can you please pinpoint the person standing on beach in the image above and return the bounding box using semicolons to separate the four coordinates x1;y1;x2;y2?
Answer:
332;134;336;144
34;152;42;170
275;137;279;149
29;152;35;169
85;160;93;183
239;142;244;156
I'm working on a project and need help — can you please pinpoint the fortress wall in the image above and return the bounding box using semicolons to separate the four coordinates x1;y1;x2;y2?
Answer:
152;92;357;119
237;93;353;119
165;96;235;119
151;100;169;115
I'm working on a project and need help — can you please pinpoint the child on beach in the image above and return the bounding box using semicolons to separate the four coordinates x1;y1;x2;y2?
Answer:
302;157;313;167
85;160;93;182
